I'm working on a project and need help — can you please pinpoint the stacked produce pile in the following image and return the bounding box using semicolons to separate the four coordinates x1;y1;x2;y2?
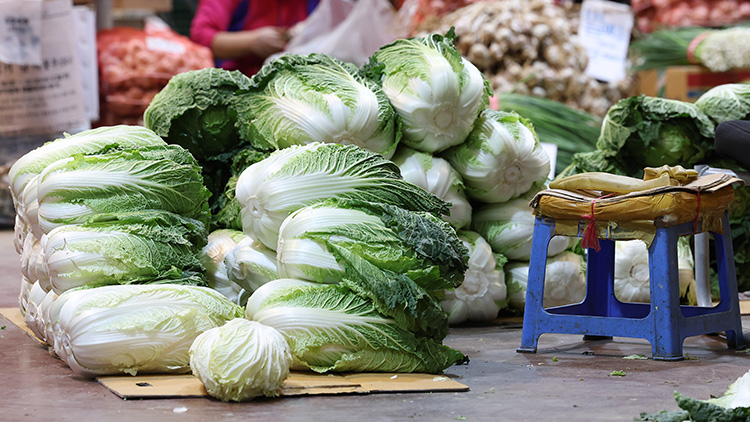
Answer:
418;0;634;116
631;26;750;72
10;125;248;378
11;28;609;402
632;0;750;34
560;85;750;297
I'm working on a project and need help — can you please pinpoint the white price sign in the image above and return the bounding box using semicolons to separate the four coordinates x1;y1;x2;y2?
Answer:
578;0;633;83
0;0;43;65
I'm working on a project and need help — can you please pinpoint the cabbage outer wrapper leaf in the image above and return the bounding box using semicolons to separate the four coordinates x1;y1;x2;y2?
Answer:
189;318;292;402
471;198;571;261
42;211;208;294
9;125;167;203
36;145;211;233
51;284;244;378
596;95;715;176
235;53;401;158
144;68;255;158
440;231;508;325
391;146;472;229
364;29;491;154
277;198;467;292
143;68;263;206
442;109;550;204
235;142;449;251
246;279;465;373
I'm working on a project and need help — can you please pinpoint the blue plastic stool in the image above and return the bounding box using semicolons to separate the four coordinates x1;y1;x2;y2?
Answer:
517;212;745;360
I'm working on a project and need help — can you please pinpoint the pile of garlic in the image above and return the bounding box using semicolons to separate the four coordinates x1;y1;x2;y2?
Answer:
420;0;635;116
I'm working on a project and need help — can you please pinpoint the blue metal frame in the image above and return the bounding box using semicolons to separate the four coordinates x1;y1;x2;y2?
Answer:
517;212;745;360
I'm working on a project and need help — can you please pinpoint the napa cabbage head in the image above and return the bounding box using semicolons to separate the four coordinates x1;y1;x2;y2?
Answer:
9;125;167;204
440;231;508;325
189;318;292;402
51;284;243;378
391;146;472;229
224;235;278;295
35;145;210;233
245;279;466;373
364;29;491;153
276;198;468;292
274;198;465;340
234;53;400;158
235;142;449;251
596;95;715;176
695;83;750;124
200;229;249;304
443;109;550;203
144;68;255;159
143;68;259;204
471;198;571;261
505;251;586;310
41;210;208;294
614;238;696;304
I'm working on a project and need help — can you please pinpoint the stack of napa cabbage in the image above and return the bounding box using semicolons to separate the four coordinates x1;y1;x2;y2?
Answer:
144;30;586;329
10;125;245;379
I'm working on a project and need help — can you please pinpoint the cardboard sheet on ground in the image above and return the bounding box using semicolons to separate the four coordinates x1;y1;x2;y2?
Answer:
97;372;469;399
0;307;468;398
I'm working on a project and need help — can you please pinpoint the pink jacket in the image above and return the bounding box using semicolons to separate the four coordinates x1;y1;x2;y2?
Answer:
191;0;316;76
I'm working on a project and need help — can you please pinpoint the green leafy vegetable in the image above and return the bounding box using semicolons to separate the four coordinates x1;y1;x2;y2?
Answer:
471;197;571;261
9;125;167;204
695;83;750;124
235;142;449;250
234;53;401;158
493;93;601;175
391;146;472;230
143;68;259;208
51;284;243;377
595;95;715;176
36;145;210;233
443;109;550;203
245;279;466;373
41;210;208;294
440;231;508;325
200;229;249;303
364;29;491;153
276;198;468;293
189;318;292;401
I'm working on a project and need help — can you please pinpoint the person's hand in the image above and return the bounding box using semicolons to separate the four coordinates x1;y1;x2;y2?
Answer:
247;26;288;59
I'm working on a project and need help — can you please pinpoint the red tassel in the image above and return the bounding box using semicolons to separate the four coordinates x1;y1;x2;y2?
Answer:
580;195;607;252
580;214;600;252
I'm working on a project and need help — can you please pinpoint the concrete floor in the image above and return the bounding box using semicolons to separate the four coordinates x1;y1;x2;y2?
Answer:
0;229;748;422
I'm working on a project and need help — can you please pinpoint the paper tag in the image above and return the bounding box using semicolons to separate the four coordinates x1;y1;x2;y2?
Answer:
0;0;87;137
578;0;633;83
0;0;43;65
146;36;186;55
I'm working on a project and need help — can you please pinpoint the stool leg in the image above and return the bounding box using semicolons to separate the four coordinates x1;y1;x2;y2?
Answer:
713;213;746;349
649;227;684;360
581;240;615;341
518;217;555;353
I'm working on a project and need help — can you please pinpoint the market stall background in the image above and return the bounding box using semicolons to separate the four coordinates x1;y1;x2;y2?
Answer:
0;0;749;418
